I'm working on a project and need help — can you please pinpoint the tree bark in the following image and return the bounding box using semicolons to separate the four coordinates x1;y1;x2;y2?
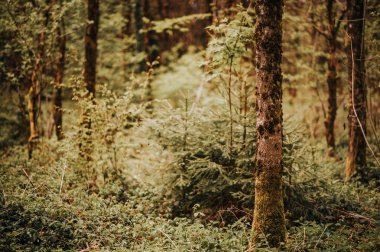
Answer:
27;6;49;158
250;0;286;249
52;2;66;140
324;0;338;156
84;0;99;96
122;0;132;80
135;0;145;71
345;0;366;180
143;0;160;63
80;0;99;161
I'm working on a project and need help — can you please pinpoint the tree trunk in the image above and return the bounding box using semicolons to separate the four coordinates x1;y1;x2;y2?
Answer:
27;8;49;158
250;0;286;249
122;0;132;80
135;0;145;71
52;2;66;140
345;0;366;180
324;0;338;157
80;0;99;161
84;0;99;96
143;0;160;63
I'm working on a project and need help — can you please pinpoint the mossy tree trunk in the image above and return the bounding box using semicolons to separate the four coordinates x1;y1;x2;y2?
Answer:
345;0;366;180
250;0;286;249
52;0;66;141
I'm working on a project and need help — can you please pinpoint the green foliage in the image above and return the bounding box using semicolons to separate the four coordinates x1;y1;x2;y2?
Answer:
147;6;257;216
150;97;255;218
152;95;324;223
2;138;379;251
206;5;254;70
0;196;132;251
64;76;150;188
0;145;134;251
149;13;211;35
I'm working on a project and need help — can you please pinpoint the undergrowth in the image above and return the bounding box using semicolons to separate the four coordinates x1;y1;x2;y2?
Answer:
1;76;379;251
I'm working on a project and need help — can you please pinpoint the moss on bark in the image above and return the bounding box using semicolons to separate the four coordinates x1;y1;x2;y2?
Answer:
251;0;286;248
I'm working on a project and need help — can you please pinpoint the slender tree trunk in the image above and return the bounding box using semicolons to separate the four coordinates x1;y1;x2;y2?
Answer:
325;0;338;157
241;80;248;151
345;0;366;180
200;0;213;47
144;0;160;63
28;55;41;141
122;0;132;80
142;0;157;113
250;0;286;249
52;3;66;140
135;0;145;71
325;41;337;156
80;0;99;161
27;9;49;158
84;0;99;96
211;0;219;25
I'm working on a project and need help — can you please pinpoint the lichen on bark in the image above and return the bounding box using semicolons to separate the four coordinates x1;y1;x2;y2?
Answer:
250;0;286;249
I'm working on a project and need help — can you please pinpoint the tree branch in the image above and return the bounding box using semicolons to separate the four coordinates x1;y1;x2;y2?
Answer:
334;9;346;34
312;24;329;39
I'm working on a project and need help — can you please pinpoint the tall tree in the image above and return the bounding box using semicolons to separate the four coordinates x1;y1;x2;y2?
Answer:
84;0;99;96
143;0;160;63
52;0;66;140
121;0;132;80
323;0;345;157
250;0;286;249
80;0;99;161
134;0;145;71
27;2;50;158
345;0;366;180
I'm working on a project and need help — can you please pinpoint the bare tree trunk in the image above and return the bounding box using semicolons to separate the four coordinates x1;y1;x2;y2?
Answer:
135;0;145;71
324;0;338;157
250;0;286;249
345;0;366;180
52;2;66;140
27;8;49;158
84;0;99;96
80;0;99;161
122;0;132;80
143;0;160;63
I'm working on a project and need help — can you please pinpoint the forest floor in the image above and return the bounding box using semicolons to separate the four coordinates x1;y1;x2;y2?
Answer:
1;53;380;251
